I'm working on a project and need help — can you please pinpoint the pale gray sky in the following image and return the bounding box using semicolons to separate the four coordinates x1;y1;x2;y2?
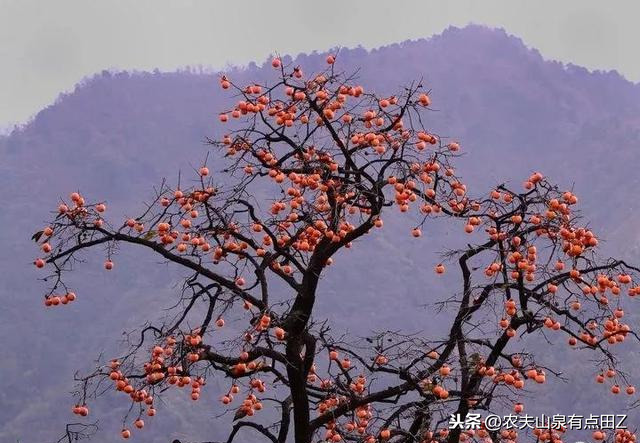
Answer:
1;0;639;132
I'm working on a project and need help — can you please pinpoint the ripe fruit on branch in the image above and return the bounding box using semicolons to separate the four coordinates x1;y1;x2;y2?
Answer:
418;94;431;106
274;327;286;340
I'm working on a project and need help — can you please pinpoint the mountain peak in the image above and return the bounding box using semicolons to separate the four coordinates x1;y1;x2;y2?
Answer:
4;24;636;143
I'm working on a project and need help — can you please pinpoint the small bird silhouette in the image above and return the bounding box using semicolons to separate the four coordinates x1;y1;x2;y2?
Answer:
233;407;248;421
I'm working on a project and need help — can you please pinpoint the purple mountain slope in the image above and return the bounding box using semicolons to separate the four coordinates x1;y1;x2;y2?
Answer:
1;25;639;442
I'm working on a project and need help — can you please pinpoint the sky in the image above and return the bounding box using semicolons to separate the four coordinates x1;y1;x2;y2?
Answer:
1;0;639;132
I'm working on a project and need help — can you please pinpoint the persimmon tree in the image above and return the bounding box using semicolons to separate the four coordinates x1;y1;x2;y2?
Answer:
33;56;640;443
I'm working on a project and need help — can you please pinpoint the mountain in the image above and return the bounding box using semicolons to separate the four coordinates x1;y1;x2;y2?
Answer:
1;25;640;442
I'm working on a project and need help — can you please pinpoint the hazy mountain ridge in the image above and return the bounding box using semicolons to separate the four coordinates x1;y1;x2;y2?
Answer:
1;25;640;442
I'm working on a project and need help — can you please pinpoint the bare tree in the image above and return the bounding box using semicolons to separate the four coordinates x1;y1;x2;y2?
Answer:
34;56;640;443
